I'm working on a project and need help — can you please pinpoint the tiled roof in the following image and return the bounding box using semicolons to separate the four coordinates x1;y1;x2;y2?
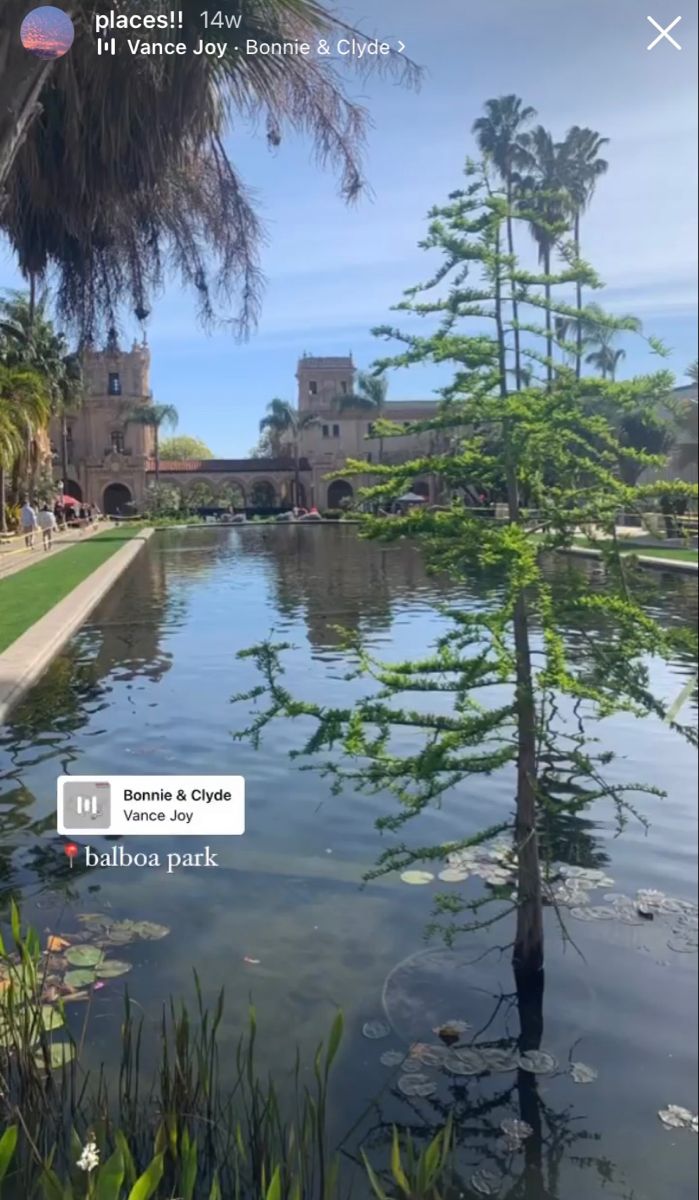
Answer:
148;457;309;474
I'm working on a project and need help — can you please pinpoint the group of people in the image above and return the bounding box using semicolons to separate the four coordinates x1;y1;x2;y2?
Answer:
19;498;97;551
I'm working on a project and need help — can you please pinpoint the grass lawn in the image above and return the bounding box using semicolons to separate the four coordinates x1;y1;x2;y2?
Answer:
0;527;141;653
571;538;698;565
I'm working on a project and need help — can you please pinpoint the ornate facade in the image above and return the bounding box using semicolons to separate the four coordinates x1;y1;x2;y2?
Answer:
55;349;440;513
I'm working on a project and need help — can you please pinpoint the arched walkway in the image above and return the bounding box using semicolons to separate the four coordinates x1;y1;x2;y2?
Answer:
103;482;133;515
216;482;246;508
250;479;276;507
327;479;354;508
64;479;83;502
184;480;216;509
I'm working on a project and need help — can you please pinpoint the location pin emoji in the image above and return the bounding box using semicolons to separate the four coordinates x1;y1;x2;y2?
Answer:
64;842;79;869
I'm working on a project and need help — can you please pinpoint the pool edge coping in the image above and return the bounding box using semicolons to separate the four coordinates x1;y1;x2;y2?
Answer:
0;529;154;724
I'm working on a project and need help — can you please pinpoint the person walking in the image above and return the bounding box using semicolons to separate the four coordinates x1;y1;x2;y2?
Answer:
20;499;38;548
37;503;58;552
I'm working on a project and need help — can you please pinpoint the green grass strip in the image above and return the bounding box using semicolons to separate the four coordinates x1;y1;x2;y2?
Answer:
570;538;697;564
0;528;141;653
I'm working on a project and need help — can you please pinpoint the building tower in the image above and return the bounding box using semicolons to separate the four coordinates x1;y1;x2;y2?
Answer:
296;355;355;412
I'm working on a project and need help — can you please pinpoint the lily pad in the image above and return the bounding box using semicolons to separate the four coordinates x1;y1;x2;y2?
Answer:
105;929;136;945
77;914;111;928
95;960;132;979
501;1118;533;1141
400;1057;424;1074
480;1047;519;1073
517;1050;558;1075
65;945;103;968
444;1048;484;1075
40;1006;64;1032
34;1041;75;1070
362;1020;391;1040
397;1072;437;1097
131;921;170;940
400;871;434;886
570;1061;598;1084
379;1049;405;1068
437;868;471;883
570;906;615;922
64;969;96;989
470;1167;501;1196
412;1043;448;1067
658;1105;698;1131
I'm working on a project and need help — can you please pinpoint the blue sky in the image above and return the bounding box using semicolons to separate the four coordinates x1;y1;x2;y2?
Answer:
1;0;697;455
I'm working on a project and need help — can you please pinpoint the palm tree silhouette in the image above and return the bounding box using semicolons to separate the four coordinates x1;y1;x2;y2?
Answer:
558;127;609;378
127;403;179;485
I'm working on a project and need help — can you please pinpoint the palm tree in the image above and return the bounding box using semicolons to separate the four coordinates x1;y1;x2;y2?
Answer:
259;399;318;505
472;96;536;389
687;360;698;385
127;404;179;484
0;291;83;487
584;342;625;381
0;363;51;531
339;372;389;462
514;127;570;389
1;3;416;340
558;127;609;378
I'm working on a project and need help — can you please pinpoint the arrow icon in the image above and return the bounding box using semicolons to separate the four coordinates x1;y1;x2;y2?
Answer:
397;41;405;52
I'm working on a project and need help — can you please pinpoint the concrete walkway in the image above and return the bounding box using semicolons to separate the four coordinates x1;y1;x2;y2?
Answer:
0;529;154;724
0;522;105;580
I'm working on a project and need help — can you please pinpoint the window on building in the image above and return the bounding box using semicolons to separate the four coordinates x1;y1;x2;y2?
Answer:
322;424;329;438
332;424;340;438
108;372;122;396
308;380;318;396
367;452;372;463
367;422;374;435
110;430;125;454
340;381;349;395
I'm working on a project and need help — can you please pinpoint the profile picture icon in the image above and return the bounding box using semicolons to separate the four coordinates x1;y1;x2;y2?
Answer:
20;5;75;60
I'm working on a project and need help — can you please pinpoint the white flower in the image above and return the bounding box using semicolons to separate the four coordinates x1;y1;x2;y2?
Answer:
76;1140;100;1172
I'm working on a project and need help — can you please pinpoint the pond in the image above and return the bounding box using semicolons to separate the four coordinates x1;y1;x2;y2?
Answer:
1;525;697;1198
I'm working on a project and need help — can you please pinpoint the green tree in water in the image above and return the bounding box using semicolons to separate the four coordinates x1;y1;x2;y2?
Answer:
236;158;697;990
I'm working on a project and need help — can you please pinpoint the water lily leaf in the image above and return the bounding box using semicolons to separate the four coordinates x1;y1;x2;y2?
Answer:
105;930;136;945
77;914;112;928
658;1105;697;1131
668;937;698;954
411;1043;448;1067
480;1048;519;1073
41;1006;64;1031
570;906;615;922
96;960;133;979
470;1167;501;1196
34;1041;75;1070
397;1073;437;1097
517;1050;558;1075
437;868;470;883
500;1118;533;1141
399;871;434;886
570;1061;598;1084
379;1050;405;1068
362;1020;390;1040
64;969;97;989
131;922;170;940
65;945;103;967
444;1049;484;1076
400;1057;423;1074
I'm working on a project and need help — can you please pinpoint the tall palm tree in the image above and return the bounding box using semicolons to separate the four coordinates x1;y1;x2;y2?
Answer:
259;399;318;505
472;96;537;389
558;127;609;378
688;360;698;385
1;3;416;340
0;363;51;530
584;342;625;381
515;127;570;389
339;372;389;462
127;404;179;485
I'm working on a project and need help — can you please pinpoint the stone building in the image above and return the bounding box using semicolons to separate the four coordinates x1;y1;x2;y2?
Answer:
57;349;441;513
51;340;154;513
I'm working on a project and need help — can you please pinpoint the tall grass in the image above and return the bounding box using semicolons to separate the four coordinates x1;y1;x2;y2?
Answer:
2;904;452;1199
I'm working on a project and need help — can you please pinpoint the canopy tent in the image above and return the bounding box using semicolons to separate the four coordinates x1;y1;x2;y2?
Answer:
396;492;426;503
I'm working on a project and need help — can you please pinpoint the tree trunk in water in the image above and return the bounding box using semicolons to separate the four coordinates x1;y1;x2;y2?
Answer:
0;464;6;532
574;213;583;380
0;19;53;205
513;591;544;978
515;963;545;1196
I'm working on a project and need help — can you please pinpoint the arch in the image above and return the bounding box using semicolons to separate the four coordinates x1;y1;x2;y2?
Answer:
216;480;246;508
64;479;83;502
184;479;217;509
103;482;133;515
327;479;354;508
412;480;430;500
250;479;276;507
295;481;307;508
